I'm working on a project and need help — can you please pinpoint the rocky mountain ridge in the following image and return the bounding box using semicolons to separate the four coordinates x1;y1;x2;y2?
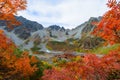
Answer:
0;16;102;53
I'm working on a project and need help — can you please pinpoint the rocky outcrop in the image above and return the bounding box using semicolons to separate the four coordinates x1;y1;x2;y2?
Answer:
75;17;104;49
67;17;101;39
81;16;102;34
15;16;44;32
47;25;61;31
45;25;68;41
13;16;44;39
17;31;31;39
0;16;44;40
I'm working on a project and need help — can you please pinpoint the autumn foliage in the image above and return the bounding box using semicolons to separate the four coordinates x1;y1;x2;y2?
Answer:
42;51;120;80
42;0;120;80
93;0;120;45
0;0;27;28
0;31;38;79
1;0;120;80
0;0;39;79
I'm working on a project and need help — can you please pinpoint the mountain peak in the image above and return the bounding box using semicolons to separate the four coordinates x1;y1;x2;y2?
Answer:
88;17;101;22
47;25;65;31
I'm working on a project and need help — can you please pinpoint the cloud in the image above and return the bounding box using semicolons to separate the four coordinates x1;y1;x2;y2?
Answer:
18;0;108;29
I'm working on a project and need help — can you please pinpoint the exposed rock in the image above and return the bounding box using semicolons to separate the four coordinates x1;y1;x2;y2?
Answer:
18;31;31;39
0;16;44;40
48;25;61;31
68;22;87;39
0;15;104;51
81;16;102;34
77;17;103;49
68;17;103;49
12;16;44;39
60;27;66;31
31;34;42;44
15;16;44;32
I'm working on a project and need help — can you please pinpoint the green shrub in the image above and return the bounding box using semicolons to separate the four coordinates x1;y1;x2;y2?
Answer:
14;48;23;57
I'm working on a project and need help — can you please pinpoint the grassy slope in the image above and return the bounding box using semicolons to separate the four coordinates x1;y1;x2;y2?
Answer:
46;41;76;51
90;44;120;54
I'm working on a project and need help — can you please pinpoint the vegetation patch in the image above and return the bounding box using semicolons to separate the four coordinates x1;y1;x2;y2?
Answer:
90;44;120;54
46;41;76;51
31;44;41;54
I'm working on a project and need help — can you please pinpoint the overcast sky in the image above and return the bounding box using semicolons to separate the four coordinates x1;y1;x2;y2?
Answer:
18;0;109;29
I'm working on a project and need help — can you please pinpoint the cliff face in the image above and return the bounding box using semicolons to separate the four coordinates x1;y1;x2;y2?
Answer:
81;17;102;34
14;16;44;39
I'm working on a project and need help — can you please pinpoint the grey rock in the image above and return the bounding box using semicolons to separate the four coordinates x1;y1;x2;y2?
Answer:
18;31;31;39
81;17;102;34
13;16;44;39
0;15;104;50
47;25;61;31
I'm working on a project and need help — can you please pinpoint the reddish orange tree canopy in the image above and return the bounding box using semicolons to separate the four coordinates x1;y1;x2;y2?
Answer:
93;0;120;45
0;0;27;28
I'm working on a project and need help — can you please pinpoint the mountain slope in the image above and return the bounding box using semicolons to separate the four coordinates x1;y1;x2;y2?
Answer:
0;16;101;52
